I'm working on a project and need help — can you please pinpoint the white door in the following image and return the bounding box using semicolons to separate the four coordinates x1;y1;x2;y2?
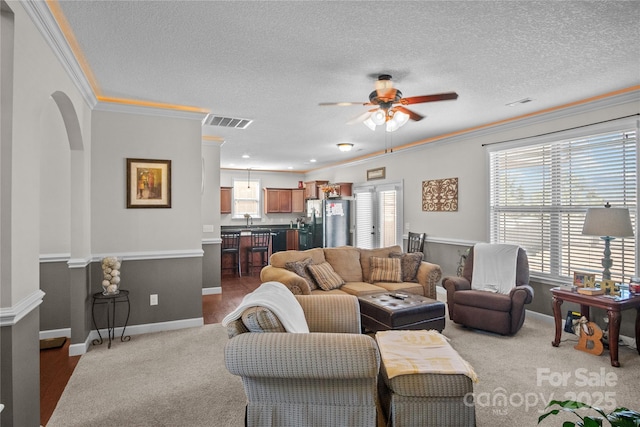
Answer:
354;181;403;249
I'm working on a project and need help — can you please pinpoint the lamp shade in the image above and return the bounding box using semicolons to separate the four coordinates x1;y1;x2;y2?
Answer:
582;206;634;238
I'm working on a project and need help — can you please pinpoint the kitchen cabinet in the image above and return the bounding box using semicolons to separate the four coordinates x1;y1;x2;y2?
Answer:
286;229;299;250
291;189;305;212
335;182;352;197
220;187;232;214
264;188;292;213
304;180;329;199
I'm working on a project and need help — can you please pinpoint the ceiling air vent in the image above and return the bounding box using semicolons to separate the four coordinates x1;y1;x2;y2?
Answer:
203;114;253;129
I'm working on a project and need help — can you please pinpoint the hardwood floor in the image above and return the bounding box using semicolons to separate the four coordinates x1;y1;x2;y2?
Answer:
40;274;261;426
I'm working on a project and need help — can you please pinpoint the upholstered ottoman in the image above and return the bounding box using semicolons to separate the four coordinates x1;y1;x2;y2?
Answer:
375;330;477;427
358;292;445;333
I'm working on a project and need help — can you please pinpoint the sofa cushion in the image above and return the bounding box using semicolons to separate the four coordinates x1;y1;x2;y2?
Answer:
307;262;345;291
341;282;389;296
270;247;326;269
390;251;423;282
241;306;287;333
324;246;363;282
454;289;512;312
359;246;403;282
369;257;402;283
284;257;318;290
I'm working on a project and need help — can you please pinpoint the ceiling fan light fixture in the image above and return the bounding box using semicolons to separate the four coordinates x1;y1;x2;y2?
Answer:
386;110;410;132
371;109;386;125
363;117;377;131
337;143;354;152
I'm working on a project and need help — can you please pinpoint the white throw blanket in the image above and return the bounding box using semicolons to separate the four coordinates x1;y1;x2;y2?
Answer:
471;243;520;294
221;281;309;333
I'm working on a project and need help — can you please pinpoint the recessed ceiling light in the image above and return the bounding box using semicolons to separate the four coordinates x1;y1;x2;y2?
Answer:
287;166;293;170
310;159;317;163
242;154;250;159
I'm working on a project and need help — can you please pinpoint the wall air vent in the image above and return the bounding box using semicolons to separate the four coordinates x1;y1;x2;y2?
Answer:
203;114;253;129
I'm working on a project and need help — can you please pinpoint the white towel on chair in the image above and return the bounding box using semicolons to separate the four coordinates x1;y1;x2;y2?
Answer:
471;243;519;294
221;281;309;333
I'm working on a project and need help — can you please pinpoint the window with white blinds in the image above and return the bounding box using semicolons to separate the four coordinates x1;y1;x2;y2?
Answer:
489;124;637;283
232;178;261;219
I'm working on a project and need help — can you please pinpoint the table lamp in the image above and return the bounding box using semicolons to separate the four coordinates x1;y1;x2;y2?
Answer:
582;202;634;280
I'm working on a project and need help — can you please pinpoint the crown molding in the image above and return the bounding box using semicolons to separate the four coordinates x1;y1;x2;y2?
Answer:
21;0;97;109
0;290;46;327
93;99;209;121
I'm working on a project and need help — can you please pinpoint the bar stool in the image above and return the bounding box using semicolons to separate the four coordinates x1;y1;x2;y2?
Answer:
407;232;426;254
221;231;242;276
246;230;271;276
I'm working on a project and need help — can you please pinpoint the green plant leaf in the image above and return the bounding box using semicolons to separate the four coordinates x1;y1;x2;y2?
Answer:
583;417;603;427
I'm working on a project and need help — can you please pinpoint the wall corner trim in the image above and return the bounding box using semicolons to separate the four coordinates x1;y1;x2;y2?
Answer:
0;290;46;326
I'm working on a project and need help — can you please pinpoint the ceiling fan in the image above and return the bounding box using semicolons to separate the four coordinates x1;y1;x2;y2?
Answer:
320;74;458;131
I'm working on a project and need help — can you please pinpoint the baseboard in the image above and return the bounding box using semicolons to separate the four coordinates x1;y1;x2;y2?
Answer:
40;328;71;340
68;317;205;356
202;287;222;295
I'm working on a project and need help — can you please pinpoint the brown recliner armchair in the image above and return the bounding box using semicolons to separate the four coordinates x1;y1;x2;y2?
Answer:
442;245;534;335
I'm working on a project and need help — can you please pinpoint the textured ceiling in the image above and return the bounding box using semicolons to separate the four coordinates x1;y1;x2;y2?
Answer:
55;0;640;172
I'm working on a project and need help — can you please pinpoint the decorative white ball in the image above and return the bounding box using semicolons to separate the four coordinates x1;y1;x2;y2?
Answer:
110;276;120;284
102;280;110;287
111;269;120;277
106;284;118;293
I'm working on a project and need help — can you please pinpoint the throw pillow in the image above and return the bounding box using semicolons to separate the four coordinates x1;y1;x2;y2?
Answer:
323;247;363;282
390;251;424;282
369;257;402;283
241;306;286;333
306;262;345;291
284;257;318;290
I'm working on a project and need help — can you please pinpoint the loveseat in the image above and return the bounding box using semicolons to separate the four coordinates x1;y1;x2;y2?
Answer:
260;245;442;299
224;293;380;427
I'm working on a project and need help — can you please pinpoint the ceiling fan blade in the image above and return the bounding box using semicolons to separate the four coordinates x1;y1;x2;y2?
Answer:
346;109;378;125
319;101;368;107
399;92;458;105
395;106;424;121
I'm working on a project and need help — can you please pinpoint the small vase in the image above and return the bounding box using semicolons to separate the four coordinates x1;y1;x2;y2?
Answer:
101;256;122;295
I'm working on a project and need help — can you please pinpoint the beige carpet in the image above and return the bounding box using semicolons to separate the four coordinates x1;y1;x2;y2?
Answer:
47;316;640;427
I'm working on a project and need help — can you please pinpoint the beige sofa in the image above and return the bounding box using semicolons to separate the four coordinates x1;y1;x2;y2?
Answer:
225;294;380;426
260;245;442;299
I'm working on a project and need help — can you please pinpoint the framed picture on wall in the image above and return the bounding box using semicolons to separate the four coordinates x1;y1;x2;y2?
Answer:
367;167;385;181
126;158;171;208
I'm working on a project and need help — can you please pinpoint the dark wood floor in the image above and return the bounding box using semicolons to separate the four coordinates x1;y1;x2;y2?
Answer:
40;274;261;426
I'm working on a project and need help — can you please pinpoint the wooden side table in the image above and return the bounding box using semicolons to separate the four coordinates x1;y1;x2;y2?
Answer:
551;286;640;367
91;290;131;349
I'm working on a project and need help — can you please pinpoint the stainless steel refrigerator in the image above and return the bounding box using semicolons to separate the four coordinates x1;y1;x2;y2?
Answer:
323;199;351;247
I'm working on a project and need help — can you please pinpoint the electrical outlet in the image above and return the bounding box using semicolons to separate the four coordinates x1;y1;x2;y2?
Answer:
150;294;158;306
